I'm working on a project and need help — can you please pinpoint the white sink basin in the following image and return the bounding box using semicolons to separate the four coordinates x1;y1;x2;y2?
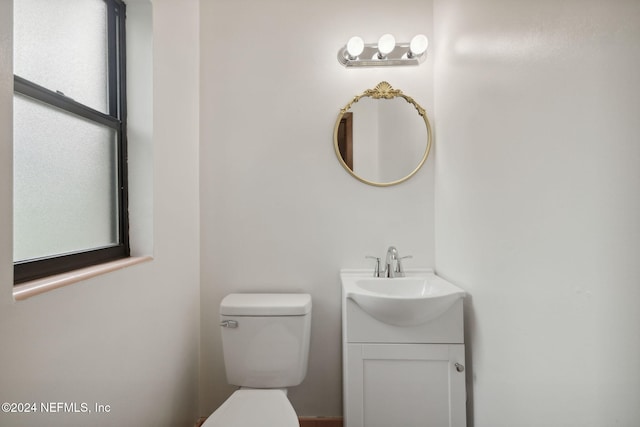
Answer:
341;269;465;326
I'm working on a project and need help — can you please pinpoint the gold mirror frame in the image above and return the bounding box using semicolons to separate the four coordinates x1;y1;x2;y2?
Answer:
333;81;433;187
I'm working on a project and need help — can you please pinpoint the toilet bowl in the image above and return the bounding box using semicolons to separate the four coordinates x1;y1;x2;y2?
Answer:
202;389;298;427
202;293;312;427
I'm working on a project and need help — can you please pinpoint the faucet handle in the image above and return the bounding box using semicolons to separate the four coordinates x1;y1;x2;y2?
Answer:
365;256;382;277
396;255;413;276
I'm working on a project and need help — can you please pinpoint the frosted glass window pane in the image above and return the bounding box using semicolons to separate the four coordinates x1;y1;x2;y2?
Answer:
13;94;118;262
14;0;108;113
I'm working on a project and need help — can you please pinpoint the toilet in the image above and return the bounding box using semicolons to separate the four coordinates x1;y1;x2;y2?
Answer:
203;293;312;427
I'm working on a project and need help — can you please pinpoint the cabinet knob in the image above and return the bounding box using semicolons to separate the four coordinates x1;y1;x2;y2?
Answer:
455;363;465;372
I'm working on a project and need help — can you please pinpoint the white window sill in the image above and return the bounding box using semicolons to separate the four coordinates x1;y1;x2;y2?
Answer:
13;256;153;301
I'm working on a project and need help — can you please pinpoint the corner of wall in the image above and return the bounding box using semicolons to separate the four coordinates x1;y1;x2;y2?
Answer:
0;0;14;303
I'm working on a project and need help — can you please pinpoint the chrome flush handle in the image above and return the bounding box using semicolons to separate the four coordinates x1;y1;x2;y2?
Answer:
220;320;238;328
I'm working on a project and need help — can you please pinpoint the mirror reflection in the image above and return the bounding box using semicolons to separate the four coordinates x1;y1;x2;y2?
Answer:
334;82;432;186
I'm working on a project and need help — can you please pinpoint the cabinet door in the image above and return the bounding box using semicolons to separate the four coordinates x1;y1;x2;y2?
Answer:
345;343;466;427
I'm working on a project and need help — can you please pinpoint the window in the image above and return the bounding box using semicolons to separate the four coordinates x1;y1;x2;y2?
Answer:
13;0;129;284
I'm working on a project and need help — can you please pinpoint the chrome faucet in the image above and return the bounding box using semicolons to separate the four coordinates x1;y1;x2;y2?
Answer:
385;246;399;277
366;246;412;278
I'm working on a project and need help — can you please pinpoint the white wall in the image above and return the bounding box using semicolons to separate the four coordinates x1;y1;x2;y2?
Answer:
434;0;640;426
0;1;201;426
199;0;435;416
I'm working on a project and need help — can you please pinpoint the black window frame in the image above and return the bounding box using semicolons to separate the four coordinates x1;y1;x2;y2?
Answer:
13;0;129;284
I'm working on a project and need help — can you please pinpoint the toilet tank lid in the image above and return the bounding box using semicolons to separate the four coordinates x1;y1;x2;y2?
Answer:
220;293;312;316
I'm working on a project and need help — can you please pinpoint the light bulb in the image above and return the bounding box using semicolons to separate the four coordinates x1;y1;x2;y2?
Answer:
409;34;428;58
346;36;364;59
377;33;395;58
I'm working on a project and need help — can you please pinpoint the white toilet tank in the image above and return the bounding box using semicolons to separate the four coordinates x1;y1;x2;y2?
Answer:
220;293;312;389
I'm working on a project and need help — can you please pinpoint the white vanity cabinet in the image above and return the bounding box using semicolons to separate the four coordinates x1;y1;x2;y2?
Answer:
345;342;466;427
342;274;467;427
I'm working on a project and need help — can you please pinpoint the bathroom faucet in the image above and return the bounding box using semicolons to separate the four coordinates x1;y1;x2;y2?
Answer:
385;246;412;278
385;246;399;277
366;246;412;278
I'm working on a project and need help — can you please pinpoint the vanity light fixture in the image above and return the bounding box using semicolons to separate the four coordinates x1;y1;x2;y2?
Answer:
337;33;428;67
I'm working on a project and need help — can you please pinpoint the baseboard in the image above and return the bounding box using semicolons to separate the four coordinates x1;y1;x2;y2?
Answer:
299;416;344;427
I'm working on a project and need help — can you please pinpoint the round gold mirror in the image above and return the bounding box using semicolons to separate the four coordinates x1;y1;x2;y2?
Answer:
333;82;432;186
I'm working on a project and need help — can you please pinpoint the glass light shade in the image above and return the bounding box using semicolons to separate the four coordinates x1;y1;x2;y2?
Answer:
409;34;429;57
377;33;396;57
346;36;364;59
